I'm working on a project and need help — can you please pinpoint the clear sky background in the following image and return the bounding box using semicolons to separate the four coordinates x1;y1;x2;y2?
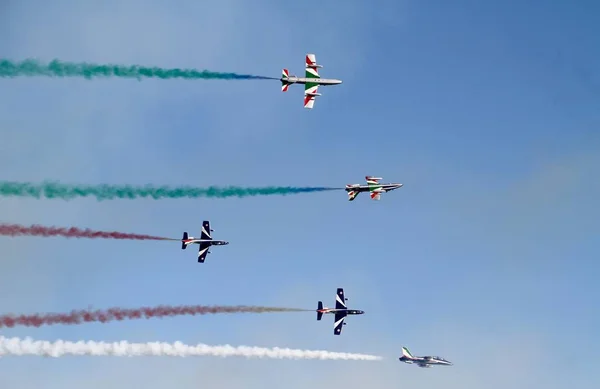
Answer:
1;0;599;388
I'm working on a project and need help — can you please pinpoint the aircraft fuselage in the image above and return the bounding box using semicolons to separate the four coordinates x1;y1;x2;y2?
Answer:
344;183;403;193
399;356;452;367
318;309;364;315
280;77;342;86
183;239;229;246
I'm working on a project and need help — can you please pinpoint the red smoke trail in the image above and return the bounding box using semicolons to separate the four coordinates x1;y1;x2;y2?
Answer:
0;305;309;328
0;223;177;241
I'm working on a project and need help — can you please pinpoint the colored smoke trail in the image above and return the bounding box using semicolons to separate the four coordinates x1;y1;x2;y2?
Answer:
0;305;311;328
0;223;177;241
0;336;383;361
0;181;342;201
0;59;277;80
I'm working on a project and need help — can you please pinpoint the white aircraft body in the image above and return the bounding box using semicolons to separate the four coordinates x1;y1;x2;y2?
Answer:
399;346;453;368
280;53;342;109
345;176;403;201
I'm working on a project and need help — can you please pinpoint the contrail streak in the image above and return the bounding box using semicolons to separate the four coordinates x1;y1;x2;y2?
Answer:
0;223;177;241
0;336;383;361
0;181;342;201
0;59;277;80
0;305;311;328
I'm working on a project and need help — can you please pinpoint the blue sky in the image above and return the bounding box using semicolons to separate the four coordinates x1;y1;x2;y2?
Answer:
0;0;599;388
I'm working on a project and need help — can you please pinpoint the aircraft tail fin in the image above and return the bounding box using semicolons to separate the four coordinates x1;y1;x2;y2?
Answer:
347;191;359;201
402;347;414;359
181;232;188;250
317;301;323;321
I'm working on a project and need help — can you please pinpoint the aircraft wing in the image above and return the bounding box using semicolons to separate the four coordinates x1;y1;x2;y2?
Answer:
335;288;347;309
305;54;321;74
197;242;210;263
334;312;347;335
304;53;321;109
366;176;383;200
365;176;382;185
304;85;318;109
306;54;318;68
200;220;212;241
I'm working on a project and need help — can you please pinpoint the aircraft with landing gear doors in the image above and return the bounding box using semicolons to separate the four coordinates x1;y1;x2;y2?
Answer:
316;288;364;335
181;220;229;263
398;346;453;368
345;176;403;201
280;53;343;109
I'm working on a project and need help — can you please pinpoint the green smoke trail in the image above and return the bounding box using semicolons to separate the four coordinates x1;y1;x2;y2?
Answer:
0;181;341;201
0;59;277;80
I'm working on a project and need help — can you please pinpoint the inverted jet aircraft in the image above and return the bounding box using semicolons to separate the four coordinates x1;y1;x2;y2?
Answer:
399;346;453;368
181;220;229;263
345;176;403;201
316;288;364;335
280;53;343;109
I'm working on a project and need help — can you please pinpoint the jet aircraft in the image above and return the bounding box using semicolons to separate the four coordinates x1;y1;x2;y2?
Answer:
345;176;403;201
181;220;229;263
316;288;364;335
280;53;343;109
398;346;453;368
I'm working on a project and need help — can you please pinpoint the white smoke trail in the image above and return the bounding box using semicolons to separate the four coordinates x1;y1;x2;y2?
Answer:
0;336;382;361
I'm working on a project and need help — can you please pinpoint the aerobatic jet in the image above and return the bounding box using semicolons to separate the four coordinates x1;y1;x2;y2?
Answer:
398;346;453;368
280;53;342;109
181;220;229;263
316;288;364;335
345;176;403;201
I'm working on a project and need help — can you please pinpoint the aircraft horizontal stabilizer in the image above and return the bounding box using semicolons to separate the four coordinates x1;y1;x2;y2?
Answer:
317;301;323;321
181;232;188;250
281;69;291;92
